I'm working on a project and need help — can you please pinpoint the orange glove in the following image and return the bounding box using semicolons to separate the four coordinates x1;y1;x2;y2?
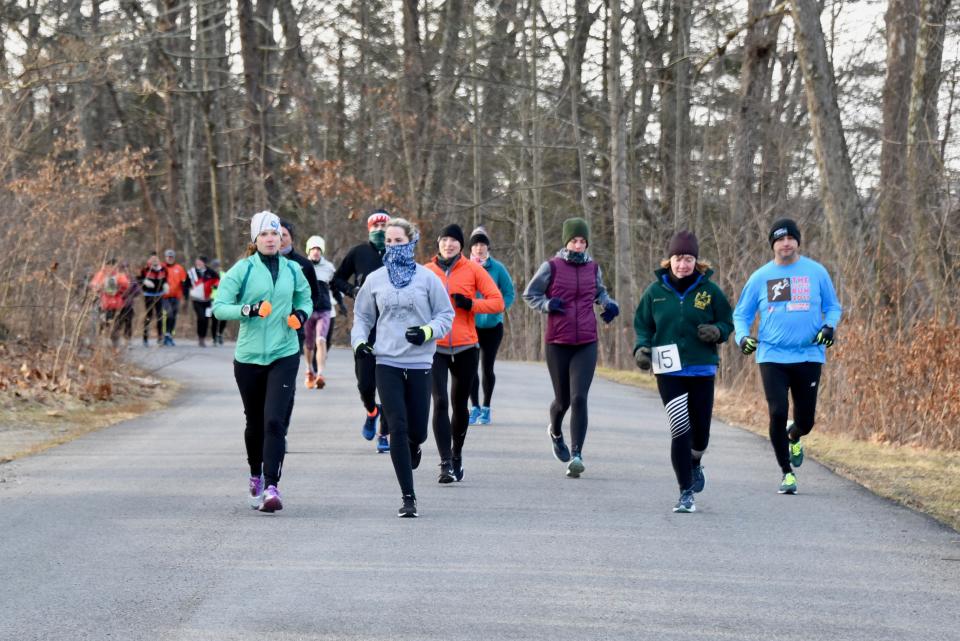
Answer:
256;301;272;317
287;310;307;330
242;301;272;318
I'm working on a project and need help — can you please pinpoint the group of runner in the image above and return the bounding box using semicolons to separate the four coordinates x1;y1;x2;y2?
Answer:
215;209;841;519
91;250;227;348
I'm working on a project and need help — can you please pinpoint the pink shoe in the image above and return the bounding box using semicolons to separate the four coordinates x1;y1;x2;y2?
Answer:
259;485;283;512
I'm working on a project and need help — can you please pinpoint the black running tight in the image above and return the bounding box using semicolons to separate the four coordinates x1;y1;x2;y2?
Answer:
376;365;432;497
759;361;822;473
234;353;299;488
545;341;597;455
469;323;505;408
656;374;715;491
432;348;480;461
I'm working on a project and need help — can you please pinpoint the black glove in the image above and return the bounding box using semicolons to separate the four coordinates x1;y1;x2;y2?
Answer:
697;324;721;343
546;298;564;314
600;301;619;324
354;342;374;357
740;336;758;355
814;325;835;347
634;346;652;371
350;284;361;299
452;293;473;311
405;325;433;346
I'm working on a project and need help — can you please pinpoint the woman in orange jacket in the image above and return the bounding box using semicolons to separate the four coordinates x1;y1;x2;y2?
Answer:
425;224;505;483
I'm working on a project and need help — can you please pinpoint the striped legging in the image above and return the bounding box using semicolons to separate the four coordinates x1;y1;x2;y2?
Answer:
656;375;716;491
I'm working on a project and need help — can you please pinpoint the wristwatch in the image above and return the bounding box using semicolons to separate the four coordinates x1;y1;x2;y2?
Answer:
241;304;251;317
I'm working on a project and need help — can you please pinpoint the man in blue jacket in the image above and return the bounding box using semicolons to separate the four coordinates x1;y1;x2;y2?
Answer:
733;219;842;495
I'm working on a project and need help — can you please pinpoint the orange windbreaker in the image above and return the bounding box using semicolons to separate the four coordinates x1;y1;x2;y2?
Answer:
425;256;504;348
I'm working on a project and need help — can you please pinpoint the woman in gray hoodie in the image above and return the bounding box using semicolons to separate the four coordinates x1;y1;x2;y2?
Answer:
351;218;455;518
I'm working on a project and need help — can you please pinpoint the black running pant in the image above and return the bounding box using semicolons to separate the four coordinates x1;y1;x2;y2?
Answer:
193;300;212;339
432;348;480;461
234;353;300;488
118;305;134;339
545;341;597;455
162;297;180;336
469;324;504;408
355;351;388;435
759;361;823;474
656;374;715;491
143;296;163;341
212;318;226;341
376;364;432;497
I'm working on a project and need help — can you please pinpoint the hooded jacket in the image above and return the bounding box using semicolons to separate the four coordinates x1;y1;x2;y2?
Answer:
425;256;505;350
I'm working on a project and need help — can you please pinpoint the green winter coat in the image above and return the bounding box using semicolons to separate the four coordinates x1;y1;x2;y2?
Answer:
633;267;733;367
213;253;312;365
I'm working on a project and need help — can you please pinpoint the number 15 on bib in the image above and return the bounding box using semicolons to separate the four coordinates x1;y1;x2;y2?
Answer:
652;344;682;374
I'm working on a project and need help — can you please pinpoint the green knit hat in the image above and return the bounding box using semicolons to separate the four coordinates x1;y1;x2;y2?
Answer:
562;217;590;247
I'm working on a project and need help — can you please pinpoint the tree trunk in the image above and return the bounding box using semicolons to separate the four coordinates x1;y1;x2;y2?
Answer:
876;0;919;309
790;0;863;253
608;0;636;367
907;0;953;315
658;0;692;228
731;0;782;228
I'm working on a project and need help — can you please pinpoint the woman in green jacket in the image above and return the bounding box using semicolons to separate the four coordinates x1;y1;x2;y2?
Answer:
213;211;312;513
633;231;733;514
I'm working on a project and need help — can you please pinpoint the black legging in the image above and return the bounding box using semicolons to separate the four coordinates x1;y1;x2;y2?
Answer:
545;341;597;455
193;300;212;339
376;364;432;497
143;296;163;341
656;374;715;491
760;361;823;473
431;348;480;461
355;351;388;435
162;297;180;336
469;323;504;408
234;353;299;488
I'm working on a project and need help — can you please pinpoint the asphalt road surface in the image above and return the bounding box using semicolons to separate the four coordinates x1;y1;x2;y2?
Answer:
1;344;958;641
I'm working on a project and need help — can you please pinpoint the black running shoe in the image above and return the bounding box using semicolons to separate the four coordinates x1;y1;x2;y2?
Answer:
452;456;464;482
548;424;571;462
438;460;455;484
398;495;418;518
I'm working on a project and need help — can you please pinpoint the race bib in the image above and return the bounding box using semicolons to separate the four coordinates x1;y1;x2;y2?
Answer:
652;344;682;374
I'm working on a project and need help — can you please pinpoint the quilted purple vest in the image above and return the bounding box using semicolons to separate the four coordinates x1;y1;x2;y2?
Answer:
545;257;598;345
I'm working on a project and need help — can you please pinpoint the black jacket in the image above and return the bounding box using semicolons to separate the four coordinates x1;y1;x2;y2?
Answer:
332;242;385;298
285;249;322;313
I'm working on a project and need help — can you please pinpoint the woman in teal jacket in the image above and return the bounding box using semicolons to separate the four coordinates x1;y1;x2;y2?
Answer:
633;231;733;514
213;211;312;513
466;226;516;425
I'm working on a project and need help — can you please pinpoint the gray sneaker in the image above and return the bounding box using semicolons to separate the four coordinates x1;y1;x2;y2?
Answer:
673;489;695;513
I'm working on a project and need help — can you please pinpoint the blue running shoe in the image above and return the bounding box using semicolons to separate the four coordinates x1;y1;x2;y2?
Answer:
477;407;491;425
566;455;585;478
691;465;705;493
376;435;390;453
673;489;695;513
548;424;571;462
361;406;380;441
452;456;464;482
468;406;481;425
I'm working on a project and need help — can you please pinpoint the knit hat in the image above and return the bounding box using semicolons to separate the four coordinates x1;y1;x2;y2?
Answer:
667;230;699;258
469;226;491;248
250;210;281;242
305;235;325;254
280;219;295;239
438;223;465;248
367;209;390;230
562;217;590;247
769;218;801;247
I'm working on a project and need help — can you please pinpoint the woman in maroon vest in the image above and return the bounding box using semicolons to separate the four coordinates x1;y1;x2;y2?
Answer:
522;217;619;478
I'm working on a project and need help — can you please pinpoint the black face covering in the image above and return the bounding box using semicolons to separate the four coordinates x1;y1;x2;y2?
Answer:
437;253;460;271
667;270;699;294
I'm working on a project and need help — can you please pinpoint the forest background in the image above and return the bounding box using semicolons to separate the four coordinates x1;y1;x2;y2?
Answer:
0;0;957;462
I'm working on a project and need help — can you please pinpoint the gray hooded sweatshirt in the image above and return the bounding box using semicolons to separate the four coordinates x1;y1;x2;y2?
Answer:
351;265;455;369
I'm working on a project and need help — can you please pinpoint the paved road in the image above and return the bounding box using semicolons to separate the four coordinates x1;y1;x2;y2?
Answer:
1;344;958;641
